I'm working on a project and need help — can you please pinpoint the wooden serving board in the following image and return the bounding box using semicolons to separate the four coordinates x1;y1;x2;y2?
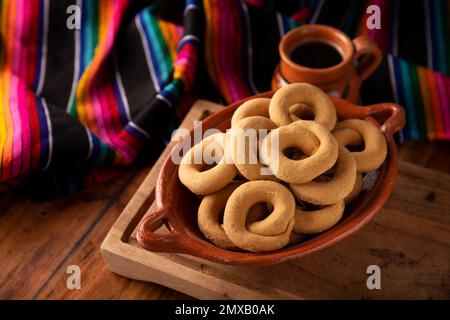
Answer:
101;100;450;299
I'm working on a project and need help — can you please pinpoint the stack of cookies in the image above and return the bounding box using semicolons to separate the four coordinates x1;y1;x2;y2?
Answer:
179;83;387;252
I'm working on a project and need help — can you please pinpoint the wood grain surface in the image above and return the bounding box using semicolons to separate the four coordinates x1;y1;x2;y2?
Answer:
0;100;449;299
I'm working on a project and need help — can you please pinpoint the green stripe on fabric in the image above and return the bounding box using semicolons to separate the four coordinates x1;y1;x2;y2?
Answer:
84;0;93;68
69;98;76;117
83;0;99;69
399;59;420;139
288;17;301;29
142;8;172;85
433;0;447;73
408;64;427;139
93;141;109;165
91;0;99;58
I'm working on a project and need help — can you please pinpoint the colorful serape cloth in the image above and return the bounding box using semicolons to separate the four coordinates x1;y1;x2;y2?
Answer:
0;0;449;198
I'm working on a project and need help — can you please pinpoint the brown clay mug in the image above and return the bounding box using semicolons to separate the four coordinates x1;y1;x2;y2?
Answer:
272;24;382;103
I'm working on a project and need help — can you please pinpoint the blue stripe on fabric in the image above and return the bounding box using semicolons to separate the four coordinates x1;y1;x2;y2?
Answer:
35;97;50;169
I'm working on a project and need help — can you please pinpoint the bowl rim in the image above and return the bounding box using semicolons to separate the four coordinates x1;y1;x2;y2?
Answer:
137;91;405;266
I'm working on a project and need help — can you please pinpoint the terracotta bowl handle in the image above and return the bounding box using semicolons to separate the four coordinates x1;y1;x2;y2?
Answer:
353;36;382;81
331;97;405;136
367;102;406;135
137;208;191;253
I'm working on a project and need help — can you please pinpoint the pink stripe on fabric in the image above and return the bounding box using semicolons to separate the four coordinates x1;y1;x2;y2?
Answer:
222;1;245;101
226;1;248;101
10;0;25;177
436;73;450;139
97;79;134;163
367;0;390;52
90;76;112;145
243;0;264;7
105;2;136;162
218;0;242;102
233;2;254;100
176;46;193;61
89;3;115;143
92;2;134;163
18;0;32;173
92;79;132;164
177;44;197;67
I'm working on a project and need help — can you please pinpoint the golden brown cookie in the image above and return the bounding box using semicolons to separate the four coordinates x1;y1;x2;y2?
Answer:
269;83;337;130
290;145;357;205
179;133;237;195
293;200;345;234
198;182;241;249
289;103;315;122
223;181;295;252
260;120;338;184
231;98;271;128
344;173;364;204
228;116;278;181
333;119;387;172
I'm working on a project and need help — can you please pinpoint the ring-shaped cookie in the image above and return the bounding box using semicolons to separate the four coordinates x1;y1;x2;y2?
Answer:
247;202;271;224
228;116;278;181
223;181;295;252
290;145;357;205
179;133;237;195
332;127;363;146
269;83;337;130
333;119;387;172
198;182;241;249
198;181;268;250
293;200;345;234
260;120;338;184
289;103;315;122
288;232;307;246
231;98;271;128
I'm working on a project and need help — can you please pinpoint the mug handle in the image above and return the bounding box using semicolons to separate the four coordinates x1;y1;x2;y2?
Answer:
352;36;383;81
137;208;193;254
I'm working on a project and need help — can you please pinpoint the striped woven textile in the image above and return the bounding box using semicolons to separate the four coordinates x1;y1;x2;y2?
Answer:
0;0;448;198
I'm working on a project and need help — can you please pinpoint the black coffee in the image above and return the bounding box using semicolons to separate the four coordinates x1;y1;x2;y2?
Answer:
290;41;343;68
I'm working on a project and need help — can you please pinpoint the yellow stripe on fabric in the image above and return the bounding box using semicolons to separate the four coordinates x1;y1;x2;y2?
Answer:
158;19;178;62
0;0;9;168
1;0;15;179
90;0;110;133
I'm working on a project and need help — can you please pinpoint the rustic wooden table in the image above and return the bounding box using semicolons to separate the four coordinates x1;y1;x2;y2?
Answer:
0;135;449;299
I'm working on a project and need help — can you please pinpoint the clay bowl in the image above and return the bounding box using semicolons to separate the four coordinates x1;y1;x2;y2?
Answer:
137;91;405;266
